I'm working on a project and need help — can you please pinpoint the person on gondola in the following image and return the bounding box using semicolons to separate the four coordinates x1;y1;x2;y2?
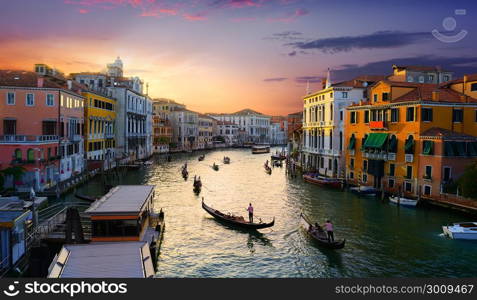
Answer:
247;203;254;223
323;220;334;242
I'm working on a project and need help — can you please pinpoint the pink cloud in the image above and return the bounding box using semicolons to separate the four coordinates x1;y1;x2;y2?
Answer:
268;8;309;23
183;13;207;21
230;16;257;22
79;8;89;14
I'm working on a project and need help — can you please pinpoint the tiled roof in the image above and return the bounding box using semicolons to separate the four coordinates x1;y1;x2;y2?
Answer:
392;83;477;103
421;127;477;140
0;70;63;88
440;74;477;86
332;75;387;88
393;65;451;72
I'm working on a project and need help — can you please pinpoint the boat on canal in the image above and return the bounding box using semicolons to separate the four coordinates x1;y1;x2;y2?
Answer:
198;155;205;161
202;199;275;230
252;145;270;154
303;174;342;189
442;222;477;240
48;185;165;278
389;195;418;207
264;163;272;174
212;163;219;171
193;176;202;194
223;157;231;164
300;213;345;249
74;193;98;202
349;185;377;197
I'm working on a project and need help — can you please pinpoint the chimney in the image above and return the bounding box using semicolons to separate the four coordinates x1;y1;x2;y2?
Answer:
432;90;440;101
37;77;44;88
67;80;72;90
321;78;327;90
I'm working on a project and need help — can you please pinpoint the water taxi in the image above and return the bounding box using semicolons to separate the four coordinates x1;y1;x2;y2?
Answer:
442;222;477;240
252;145;270;154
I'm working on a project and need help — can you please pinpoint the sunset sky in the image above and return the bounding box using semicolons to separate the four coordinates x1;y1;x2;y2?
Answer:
1;0;476;115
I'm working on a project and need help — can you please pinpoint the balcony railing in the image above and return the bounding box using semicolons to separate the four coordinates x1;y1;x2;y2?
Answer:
405;154;414;163
369;121;386;130
388;153;396;161
0;135;59;143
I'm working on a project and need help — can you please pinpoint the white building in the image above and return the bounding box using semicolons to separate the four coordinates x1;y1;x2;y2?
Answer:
170;108;198;151
270;122;287;146
302;73;384;178
208;109;271;144
216;121;239;146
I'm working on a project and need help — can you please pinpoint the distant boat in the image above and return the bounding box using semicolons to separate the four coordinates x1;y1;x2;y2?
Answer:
264;163;272;174
389;196;418;207
303;174;342;189
198;155;205;161
223;157;230;164
350;186;377;197
252;145;270;154
300;213;345;249
212;164;219;171
442;222;477;240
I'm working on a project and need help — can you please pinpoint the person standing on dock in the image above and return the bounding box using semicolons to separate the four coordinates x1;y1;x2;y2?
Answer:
324;220;334;242
247;203;254;223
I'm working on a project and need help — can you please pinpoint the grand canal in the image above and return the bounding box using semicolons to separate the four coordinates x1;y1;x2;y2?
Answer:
67;148;476;278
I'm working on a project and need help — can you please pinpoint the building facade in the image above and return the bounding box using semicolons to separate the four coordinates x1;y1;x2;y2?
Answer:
216;121;239;146
198;114;216;149
170;108;198;151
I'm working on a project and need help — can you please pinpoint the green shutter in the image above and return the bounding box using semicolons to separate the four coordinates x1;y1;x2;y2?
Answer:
423;140;433;155
348;135;356;150
405;138;414;152
388;136;397;152
444;141;455;156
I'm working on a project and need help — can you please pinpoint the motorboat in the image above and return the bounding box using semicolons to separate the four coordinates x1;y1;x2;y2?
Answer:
442;222;477;240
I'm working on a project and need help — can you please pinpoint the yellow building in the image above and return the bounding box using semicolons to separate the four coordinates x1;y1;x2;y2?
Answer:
344;75;477;200
198;114;216;149
83;90;117;168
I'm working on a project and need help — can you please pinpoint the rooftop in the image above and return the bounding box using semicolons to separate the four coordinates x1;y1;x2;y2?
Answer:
85;185;154;215
421;127;477;140
392;64;451;73
48;242;155;278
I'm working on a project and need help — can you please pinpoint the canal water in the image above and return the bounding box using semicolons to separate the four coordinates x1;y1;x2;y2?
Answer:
69;148;476;278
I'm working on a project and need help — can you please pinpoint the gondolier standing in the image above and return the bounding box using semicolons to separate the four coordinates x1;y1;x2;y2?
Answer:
247;203;254;223
324;220;334;242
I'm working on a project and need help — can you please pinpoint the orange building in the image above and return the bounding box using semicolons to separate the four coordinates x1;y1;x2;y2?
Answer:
344;74;477;200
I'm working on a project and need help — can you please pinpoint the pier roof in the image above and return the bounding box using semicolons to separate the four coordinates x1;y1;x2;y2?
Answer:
48;242;155;278
86;185;154;215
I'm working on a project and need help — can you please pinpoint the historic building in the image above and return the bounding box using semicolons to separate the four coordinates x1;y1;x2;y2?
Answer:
170;107;198;151
198;114;216;149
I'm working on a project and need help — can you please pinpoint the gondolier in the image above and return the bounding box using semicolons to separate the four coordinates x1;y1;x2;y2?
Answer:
247;203;254;223
324;220;334;242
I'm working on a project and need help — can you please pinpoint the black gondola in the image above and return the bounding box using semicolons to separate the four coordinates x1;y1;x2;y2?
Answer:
193;177;202;194
202;199;275;230
212;164;219;171
75;193;97;202
300;213;345;249
264;164;272;174
223;157;230;164
198;155;205;161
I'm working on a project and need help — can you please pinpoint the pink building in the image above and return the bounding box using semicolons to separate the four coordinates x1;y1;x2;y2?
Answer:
0;67;85;191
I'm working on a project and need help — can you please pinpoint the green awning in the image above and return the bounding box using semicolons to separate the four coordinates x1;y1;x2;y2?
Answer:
444;141;455;156
469;142;477;156
363;133;388;149
388;136;397;152
405;138;414;152
455;142;466;156
348;135;356;150
423;140;434;155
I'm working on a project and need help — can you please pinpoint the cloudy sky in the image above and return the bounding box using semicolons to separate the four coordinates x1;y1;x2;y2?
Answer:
1;0;476;115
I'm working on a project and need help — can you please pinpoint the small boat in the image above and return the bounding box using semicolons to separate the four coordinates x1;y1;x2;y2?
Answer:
143;160;153;166
300;213;345;249
350;186;377;197
272;160;282;167
264;164;272;174
202;199;275;230
212;164;219;171
223;157;230;164
198;155;205;161
442;222;477;240
75;193;98;202
252;145;270;154
303;174;342;189
389;196;418;207
182;167;189;179
271;154;286;161
193;177;202;194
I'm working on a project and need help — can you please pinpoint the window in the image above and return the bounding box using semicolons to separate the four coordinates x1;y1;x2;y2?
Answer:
390;108;399;122
443;167;452;182
429;75;435;82
424;185;431;196
443;75;450;82
363;160;368;172
388;178;395;188
421;108;433;122
362;174;368;183
349;171;354;179
382;92;389;101
6;92;15;105
350;158;355;169
3;119;16;135
406;166;413;179
42;121;57;135
389;164;395;176
364;110;369;123
406;107;415;121
471;83;477;92
340;110;343;121
407;76;414;82
424;165;432;179
26;93;34;106
475;110;477;122
418;76;425;83
405;181;413;192
452;109;463;122
350;111;357;124
328;159;332;170
342;92;348;98
46;94;54;106
373;94;378;102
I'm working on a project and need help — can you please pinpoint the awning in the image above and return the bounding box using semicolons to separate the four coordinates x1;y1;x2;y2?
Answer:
363;133;388;149
347;135;356;150
455;142;466;156
422;140;434;155
444;141;455;156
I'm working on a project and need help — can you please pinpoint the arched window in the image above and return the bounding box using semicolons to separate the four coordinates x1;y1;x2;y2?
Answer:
405;135;415;154
388;135;397;153
14;148;22;160
27;148;35;161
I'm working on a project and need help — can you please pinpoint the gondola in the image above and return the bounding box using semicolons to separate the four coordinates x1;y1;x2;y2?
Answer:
264;164;272;174
223;157;230;164
212;164;219;171
300;213;345;249
202;199;275;230
182;169;189;179
193;177;202;194
198;155;205;161
75;193;97;202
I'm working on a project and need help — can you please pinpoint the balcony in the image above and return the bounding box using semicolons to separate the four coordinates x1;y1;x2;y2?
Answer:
349;149;355;156
405;154;414;163
0;135;59;144
69;134;82;142
369;121;386;130
388;153;396;161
